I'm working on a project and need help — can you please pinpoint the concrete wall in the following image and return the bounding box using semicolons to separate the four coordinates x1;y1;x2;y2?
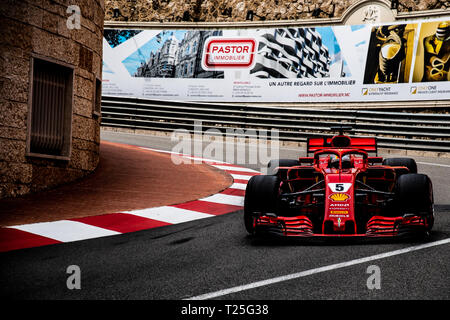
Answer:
0;0;104;198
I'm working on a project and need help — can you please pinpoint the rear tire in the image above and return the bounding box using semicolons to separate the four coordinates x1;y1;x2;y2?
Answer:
244;175;280;234
267;159;299;175
383;157;417;173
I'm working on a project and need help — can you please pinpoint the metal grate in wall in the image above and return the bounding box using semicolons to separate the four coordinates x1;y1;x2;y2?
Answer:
29;58;73;158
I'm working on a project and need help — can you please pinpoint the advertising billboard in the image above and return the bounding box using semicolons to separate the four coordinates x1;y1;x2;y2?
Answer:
102;19;450;102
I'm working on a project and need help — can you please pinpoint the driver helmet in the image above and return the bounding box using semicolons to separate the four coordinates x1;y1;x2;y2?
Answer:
342;154;353;169
328;154;340;169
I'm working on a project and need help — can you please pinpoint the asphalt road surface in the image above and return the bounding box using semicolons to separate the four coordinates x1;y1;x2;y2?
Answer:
1;131;449;306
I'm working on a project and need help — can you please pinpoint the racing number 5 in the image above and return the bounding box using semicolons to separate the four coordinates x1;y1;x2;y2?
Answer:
328;183;351;193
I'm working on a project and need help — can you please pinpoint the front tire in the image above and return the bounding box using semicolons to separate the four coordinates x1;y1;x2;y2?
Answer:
395;173;433;214
395;173;434;232
244;175;280;234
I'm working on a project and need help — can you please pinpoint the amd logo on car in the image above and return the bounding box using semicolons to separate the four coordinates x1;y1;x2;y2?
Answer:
202;38;257;70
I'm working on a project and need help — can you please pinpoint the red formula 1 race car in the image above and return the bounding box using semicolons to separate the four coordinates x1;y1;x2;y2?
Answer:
244;127;434;239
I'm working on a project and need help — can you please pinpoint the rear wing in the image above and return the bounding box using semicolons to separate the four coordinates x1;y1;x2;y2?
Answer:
307;136;377;156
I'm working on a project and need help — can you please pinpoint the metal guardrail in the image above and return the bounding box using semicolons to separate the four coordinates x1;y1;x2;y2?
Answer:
101;96;450;152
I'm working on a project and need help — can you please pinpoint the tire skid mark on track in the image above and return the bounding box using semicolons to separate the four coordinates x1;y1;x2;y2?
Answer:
0;148;259;252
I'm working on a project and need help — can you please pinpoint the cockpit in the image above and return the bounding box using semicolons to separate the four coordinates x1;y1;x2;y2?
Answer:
315;150;367;172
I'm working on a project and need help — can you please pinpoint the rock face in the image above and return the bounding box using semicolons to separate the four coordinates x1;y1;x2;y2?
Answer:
104;0;447;22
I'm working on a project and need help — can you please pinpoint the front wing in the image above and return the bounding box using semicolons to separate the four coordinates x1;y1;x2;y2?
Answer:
253;214;433;238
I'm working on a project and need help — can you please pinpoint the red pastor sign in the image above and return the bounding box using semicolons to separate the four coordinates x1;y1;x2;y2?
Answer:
202;38;257;70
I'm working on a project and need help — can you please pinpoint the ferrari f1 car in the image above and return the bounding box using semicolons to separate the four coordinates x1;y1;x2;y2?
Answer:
244;127;434;239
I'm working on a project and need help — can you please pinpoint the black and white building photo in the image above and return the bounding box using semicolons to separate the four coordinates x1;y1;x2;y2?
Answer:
250;28;332;79
135;30;224;79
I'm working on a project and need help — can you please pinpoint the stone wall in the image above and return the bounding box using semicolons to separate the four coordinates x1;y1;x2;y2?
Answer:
104;0;449;22
0;0;104;198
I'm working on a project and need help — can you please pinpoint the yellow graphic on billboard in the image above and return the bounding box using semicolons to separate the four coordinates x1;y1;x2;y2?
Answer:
363;23;417;84
413;21;450;82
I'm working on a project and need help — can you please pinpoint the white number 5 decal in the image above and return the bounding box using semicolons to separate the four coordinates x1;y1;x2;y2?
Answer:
329;183;352;193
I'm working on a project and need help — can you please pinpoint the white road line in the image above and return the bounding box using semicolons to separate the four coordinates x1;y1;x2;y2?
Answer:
10;220;120;243
231;174;254;181
417;162;450;168
200;194;245;206
182;156;229;164
123;206;214;224
139;147;229;164
122;206;214;224
185;238;450;300
139;147;177;155
229;183;248;190
211;165;259;173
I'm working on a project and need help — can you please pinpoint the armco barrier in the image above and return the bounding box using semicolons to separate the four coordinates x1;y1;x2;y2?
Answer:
101;96;450;153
